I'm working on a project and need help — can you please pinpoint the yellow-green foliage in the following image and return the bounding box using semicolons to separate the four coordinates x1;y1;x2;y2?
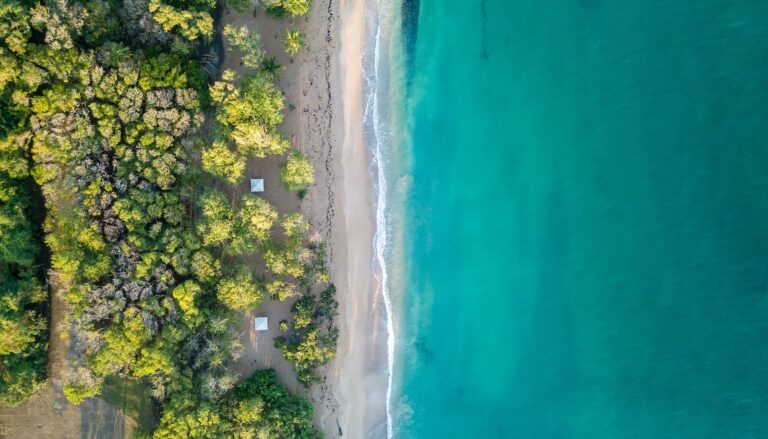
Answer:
284;29;305;55
172;281;202;324
216;266;263;312
209;71;288;159
223;25;264;69
201;141;245;185
148;0;214;41
0;0;331;428
239;195;278;242
191;250;221;283
274;285;338;385
266;279;298;301
63;381;102;405
197;189;277;255
262;0;311;17
280;150;314;191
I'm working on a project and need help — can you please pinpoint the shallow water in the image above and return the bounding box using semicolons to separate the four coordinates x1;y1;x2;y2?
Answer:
387;1;768;437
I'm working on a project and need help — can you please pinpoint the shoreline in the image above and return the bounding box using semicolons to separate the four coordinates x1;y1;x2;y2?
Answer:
311;0;390;438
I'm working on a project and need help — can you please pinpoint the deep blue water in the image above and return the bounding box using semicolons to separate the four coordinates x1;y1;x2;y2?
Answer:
390;1;768;437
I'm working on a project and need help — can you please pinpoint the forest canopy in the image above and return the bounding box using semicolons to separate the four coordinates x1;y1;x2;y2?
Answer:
0;0;335;434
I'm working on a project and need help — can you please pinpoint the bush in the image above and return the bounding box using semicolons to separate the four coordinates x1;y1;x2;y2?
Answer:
63;382;103;405
262;0;311;17
280;150;314;191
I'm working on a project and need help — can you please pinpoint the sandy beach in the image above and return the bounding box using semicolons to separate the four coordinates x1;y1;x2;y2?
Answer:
222;1;389;438
313;1;390;437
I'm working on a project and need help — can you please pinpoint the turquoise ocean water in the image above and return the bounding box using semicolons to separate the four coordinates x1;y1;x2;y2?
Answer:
379;0;768;437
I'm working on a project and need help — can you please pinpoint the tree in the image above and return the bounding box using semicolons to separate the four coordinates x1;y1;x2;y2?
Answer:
147;0;214;42
210;72;289;159
0;0;333;428
0;177;48;407
261;57;282;77
197;189;236;248
262;0;311;17
153;369;320;439
280;150;314;191
201;141;245;185
266;279;298;301
216;265;263;312
223;25;264;69
172;280;202;325
284;29;305;56
191;250;221;283
274;285;338;385
237;194;277;243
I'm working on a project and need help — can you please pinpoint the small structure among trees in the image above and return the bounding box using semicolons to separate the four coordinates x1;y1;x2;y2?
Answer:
250;178;264;193
254;317;268;331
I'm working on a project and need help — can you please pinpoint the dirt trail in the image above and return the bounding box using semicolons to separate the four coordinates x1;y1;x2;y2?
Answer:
0;275;135;438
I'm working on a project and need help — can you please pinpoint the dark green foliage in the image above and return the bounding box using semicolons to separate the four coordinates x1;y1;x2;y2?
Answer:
275;285;338;385
0;43;48;402
226;0;251;12
153;369;320;439
0;177;48;406
261;57;282;77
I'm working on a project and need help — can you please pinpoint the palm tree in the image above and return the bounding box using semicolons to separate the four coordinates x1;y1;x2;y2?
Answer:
261;57;283;77
105;43;131;66
284;29;305;56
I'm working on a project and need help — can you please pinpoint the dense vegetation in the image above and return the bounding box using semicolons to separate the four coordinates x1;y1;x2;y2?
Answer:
0;0;337;434
262;0;312;18
0;19;49;406
0;175;47;406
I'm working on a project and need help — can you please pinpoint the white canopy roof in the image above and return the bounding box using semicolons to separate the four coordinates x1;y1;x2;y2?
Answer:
254;317;268;331
250;178;264;193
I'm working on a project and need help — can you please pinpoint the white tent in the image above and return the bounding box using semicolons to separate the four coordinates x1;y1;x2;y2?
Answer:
250;178;264;193
254;317;268;331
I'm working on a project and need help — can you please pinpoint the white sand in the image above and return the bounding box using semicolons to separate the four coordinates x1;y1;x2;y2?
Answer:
311;1;390;438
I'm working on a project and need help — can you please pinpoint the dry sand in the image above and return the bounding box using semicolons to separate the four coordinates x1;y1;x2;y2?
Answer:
224;1;389;438
310;1;390;438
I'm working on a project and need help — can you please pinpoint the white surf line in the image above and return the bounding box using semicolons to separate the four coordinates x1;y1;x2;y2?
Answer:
364;0;396;436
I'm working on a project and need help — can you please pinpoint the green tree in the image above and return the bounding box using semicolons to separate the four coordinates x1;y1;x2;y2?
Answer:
172;280;203;325
197;189;236;248
237;195;277;243
261;57;282;77
266;279;298;301
191;250;221;283
210;72;289;159
223;25;264;69
262;0;311;17
201;141;245;185
147;0;214;41
280;150;314;191
0;177;48;407
275;285;338;385
63;382;103;405
216;265;263;312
